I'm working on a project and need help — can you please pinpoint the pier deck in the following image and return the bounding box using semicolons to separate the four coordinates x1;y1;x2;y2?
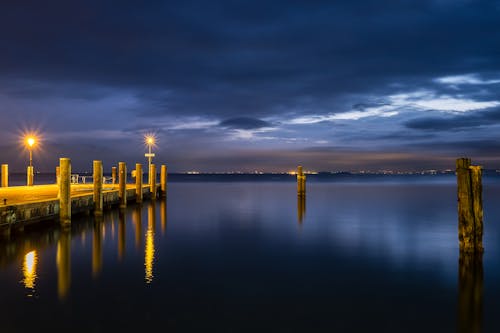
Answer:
0;183;159;230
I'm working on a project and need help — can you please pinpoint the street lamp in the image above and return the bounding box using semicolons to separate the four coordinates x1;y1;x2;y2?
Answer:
25;136;36;186
144;134;156;185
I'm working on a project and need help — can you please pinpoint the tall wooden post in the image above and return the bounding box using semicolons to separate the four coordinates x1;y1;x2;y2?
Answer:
135;163;143;203
112;166;117;185
457;158;483;253
93;160;103;215
160;164;167;198
297;165;306;196
1;164;8;187
150;164;157;199
27;166;34;186
59;158;71;225
118;162;127;209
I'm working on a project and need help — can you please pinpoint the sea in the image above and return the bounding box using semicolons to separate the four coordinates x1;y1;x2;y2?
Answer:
1;172;500;332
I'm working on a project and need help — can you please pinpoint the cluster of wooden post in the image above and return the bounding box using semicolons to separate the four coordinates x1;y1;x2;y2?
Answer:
456;158;483;254
57;158;168;225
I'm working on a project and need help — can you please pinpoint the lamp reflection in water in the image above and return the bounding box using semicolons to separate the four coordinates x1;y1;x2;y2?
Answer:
92;218;103;278
458;253;483;333
22;250;38;296
297;195;306;225
57;228;71;300
145;202;156;284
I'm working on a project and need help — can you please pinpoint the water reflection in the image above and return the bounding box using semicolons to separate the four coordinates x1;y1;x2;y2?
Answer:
118;210;126;260
160;199;167;235
57;228;71;300
145;201;156;284
297;195;306;225
458;253;483;333
92;218;103;278
133;205;142;249
22;250;37;296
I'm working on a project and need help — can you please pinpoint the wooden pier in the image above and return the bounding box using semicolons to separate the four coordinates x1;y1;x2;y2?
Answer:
0;159;167;234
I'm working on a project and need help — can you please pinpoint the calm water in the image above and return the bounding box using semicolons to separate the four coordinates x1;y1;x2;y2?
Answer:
1;175;500;332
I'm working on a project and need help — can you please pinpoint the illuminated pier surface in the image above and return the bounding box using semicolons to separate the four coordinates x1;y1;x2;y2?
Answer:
0;183;159;229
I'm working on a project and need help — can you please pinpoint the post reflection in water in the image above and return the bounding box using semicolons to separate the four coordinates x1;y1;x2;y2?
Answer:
92;217;103;278
297;195;306;225
133;205;143;250
145;202;156;284
118;210;126;261
57;228;71;300
458;253;483;333
22;250;38;296
160;199;167;235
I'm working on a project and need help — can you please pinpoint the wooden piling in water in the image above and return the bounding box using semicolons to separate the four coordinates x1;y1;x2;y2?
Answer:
457;158;483;253
297;165;306;196
59;158;71;225
112;166;117;185
119;162;127;209
1;164;8;187
150;164;157;199
160;164;167;198
93;160;103;215
136;163;143;203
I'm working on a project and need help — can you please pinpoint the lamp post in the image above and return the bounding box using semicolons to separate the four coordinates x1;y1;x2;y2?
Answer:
144;135;155;185
26;136;36;186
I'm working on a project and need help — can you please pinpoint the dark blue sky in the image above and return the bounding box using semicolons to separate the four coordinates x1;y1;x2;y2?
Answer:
1;0;500;172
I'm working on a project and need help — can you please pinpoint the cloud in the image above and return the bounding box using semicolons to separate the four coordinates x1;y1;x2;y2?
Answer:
435;73;500;85
219;117;272;129
405;108;500;131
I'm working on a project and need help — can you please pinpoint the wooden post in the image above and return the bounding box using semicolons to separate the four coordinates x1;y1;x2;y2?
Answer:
56;166;60;185
59;158;71;225
27;166;34;186
150;164;157;199
1;164;8;187
118;162;127;209
135;163;143;203
112;166;117;185
160;164;167;198
456;158;483;253
93;160;103;215
297;165;306;196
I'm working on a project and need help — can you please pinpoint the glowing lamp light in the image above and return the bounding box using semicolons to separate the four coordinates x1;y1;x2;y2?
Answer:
27;137;35;147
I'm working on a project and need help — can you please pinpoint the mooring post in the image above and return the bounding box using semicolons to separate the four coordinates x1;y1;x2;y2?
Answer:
456;158;483;253
93;160;103;215
135;163;143;203
297;165;306;196
119;162;127;209
59;157;71;225
150;164;157;199
112;166;117;185
1;164;8;187
160;164;167;198
27;165;34;186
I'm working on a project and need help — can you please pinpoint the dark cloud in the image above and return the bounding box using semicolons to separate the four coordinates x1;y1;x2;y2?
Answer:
219;117;272;130
405;108;500;131
1;0;500;171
